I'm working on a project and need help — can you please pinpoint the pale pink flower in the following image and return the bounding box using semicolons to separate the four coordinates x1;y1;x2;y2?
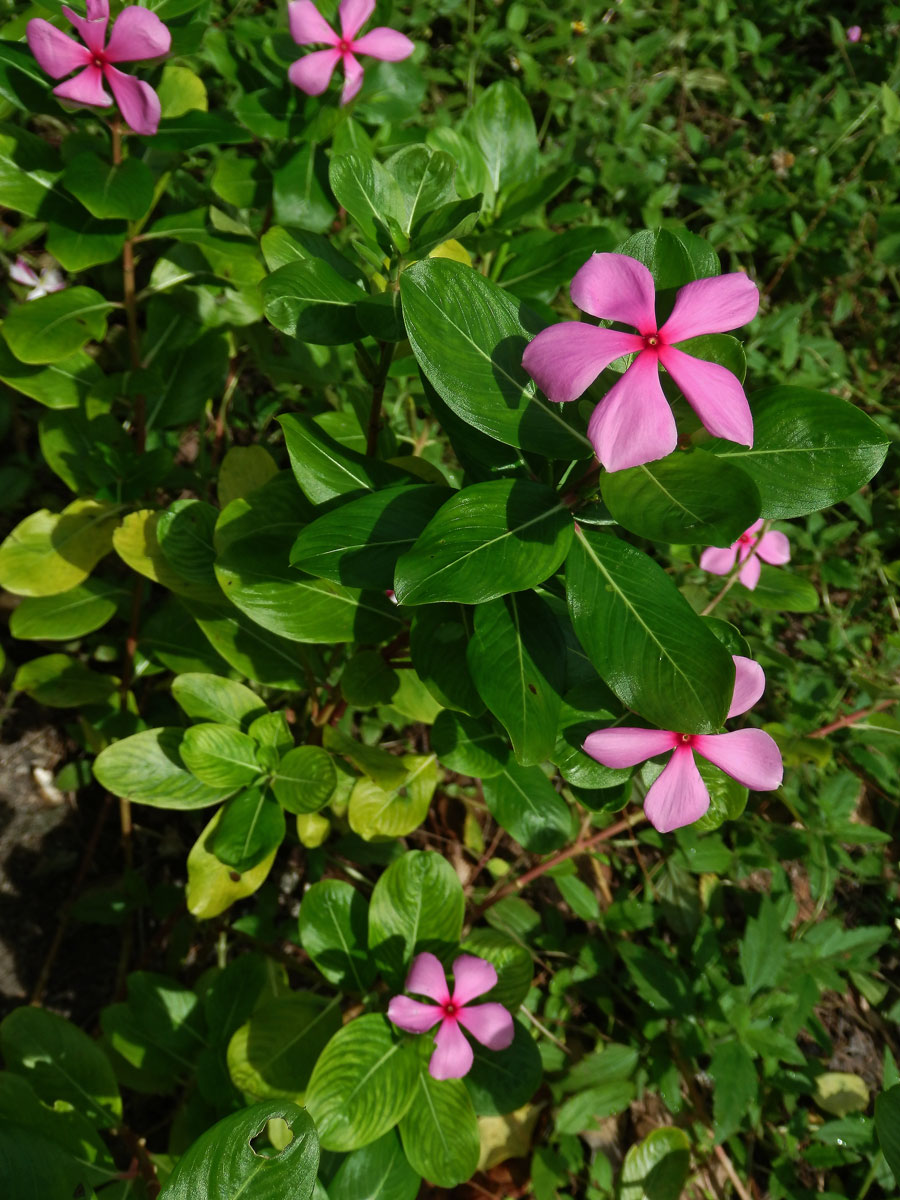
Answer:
9;257;66;300
26;0;170;136
522;252;759;472
846;25;862;42
288;0;414;107
699;519;790;591
387;951;514;1080
583;656;783;833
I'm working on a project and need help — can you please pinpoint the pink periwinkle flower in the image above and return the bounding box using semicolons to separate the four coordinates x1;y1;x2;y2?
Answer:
699;519;790;591
288;0;414;107
387;951;514;1080
9;258;66;300
583;655;783;834
846;25;862;42
522;252;760;473
26;0;170;137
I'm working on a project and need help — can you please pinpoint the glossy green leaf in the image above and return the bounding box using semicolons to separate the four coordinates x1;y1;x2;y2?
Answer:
270;746;336;814
468;592;566;766
298;879;376;992
156;499;218;585
0;1073;114;1186
328;1130;420;1200
348;754;440;841
171;672;266;729
398;1057;480;1188
328;152;404;248
341;650;400;706
181;723;262;789
705;386;890;518
101;971;204;1094
0;1007;121;1129
368;850;465;986
394;480;572;605
619;1126;691;1200
409;605;484;716
0;338;105;410
211;787;286;871
278;414;412;506
159;1100;318;1200
875;1083;900;1178
272;144;334;233
500;226;616;303
9;578;123;641
465;1021;542;1117
190;602;316;691
459;928;533;1009
482;758;572;853
2;288;113;364
387;144;456;235
601;450;761;545
291;484;450;588
400;259;592;460
567;528;734;733
226;993;342;1102
691;758;749;832
94;728;235;810
617;226;719;290
63;152;154;221
305;1015;417;1152
262;259;365;345
466;80;539;197
431;709;507;778
0;500;117;598
710;1040;757;1142
13;653;117;708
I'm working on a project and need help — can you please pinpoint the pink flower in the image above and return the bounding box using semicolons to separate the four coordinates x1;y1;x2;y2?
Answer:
288;0;414;107
9;257;66;300
583;656;783;833
846;25;862;42
699;519;790;591
26;0;170;136
387;951;514;1080
522;252;759;472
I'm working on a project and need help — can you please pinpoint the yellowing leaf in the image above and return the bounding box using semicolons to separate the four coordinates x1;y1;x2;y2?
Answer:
477;1104;542;1172
217;445;279;509
186;809;277;919
814;1072;870;1117
429;239;472;265
113;510;220;601
157;65;208;119
0;499;119;597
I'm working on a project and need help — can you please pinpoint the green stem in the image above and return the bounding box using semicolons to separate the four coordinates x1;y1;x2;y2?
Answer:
366;342;394;456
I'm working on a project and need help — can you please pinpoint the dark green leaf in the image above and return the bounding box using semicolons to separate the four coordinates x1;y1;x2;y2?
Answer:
262;259;365;345
368;850;465;986
465;1020;542;1116
211;787;286;872
278;413;413;505
298;879;376;992
409;605;484;716
431;709;507;778
398;1057;480;1188
3;288;112;364
63;152;154;221
483;759;572;853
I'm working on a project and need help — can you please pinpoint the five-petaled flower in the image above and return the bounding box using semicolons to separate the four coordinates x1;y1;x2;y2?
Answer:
288;0;414;107
700;519;790;591
9;257;66;300
387;951;514;1080
522;252;760;473
583;656;783;833
27;0;170;136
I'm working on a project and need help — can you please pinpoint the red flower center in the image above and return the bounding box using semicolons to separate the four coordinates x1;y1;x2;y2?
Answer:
643;333;660;350
680;733;695;745
441;1001;458;1018
337;37;353;53
738;533;755;546
92;53;106;68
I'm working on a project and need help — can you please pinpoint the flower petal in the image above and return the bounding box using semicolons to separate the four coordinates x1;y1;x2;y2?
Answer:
40;269;67;294
643;745;710;833
53;64;112;108
339;52;364;105
105;7;171;62
522;324;642;404
86;0;109;20
570;252;658;334
699;545;738;576
288;47;341;95
660;272;759;344
657;345;753;446
429;1018;473;1080
451;955;497;1006
386;995;443;1034
756;530;790;566
352;27;415;60
288;0;338;46
583;727;677;769
738;554;761;590
693;729;783;791
728;655;765;719
404;951;450;1004
27;19;91;79
104;65;160;134
10;259;39;287
457;1003;514;1051
339;0;375;40
587;351;678;471
61;4;108;53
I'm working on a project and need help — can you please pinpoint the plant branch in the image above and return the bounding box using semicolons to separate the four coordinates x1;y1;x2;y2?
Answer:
807;698;895;739
366;341;394;456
